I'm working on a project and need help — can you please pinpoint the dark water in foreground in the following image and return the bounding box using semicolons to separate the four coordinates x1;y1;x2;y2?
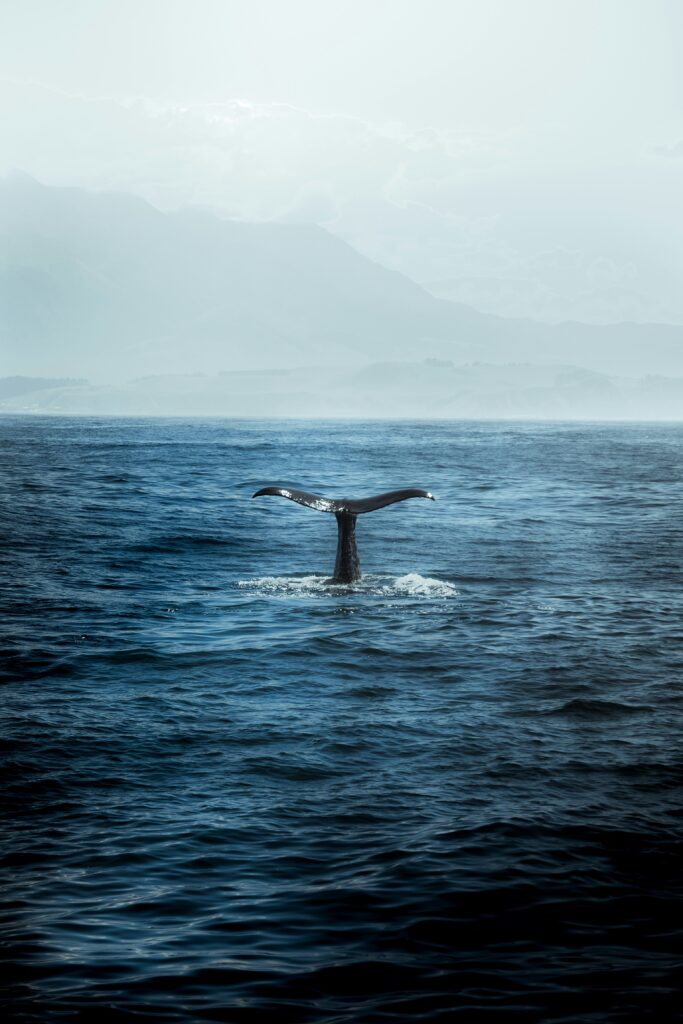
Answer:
1;417;682;1022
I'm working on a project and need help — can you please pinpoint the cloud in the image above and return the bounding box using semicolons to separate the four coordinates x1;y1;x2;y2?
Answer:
278;181;341;225
650;140;683;159
0;79;507;217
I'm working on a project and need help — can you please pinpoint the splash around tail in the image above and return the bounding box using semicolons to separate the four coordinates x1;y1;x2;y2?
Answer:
252;486;436;583
237;572;456;598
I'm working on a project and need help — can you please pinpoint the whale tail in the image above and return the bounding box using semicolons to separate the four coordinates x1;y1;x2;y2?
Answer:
252;486;435;583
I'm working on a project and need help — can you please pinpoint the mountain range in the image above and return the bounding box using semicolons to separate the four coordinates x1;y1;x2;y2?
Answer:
1;175;682;417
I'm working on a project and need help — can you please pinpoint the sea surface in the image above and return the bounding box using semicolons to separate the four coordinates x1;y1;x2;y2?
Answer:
1;417;682;1023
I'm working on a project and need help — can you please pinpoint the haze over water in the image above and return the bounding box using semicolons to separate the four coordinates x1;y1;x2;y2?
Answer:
2;416;682;1021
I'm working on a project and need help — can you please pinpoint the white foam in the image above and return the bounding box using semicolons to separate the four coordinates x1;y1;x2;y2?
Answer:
385;573;458;597
237;573;457;598
237;575;331;595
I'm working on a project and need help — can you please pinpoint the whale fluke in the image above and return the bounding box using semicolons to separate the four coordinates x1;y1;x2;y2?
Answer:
252;486;435;583
343;488;435;515
252;486;338;513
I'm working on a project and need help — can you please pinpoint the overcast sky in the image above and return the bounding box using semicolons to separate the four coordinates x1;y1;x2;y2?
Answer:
1;0;681;323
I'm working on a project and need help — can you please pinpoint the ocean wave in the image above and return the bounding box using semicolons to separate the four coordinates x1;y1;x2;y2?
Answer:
130;534;236;553
4;418;682;1024
546;698;652;718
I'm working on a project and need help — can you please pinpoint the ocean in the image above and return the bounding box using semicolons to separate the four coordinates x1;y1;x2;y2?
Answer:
1;416;682;1022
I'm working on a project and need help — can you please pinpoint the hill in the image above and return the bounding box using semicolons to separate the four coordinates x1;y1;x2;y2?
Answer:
2;176;682;387
2;365;682;420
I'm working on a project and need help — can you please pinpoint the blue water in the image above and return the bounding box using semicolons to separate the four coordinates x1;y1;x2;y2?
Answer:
2;417;682;1022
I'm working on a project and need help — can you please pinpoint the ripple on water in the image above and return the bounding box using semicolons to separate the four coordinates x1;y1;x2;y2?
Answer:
2;417;683;1024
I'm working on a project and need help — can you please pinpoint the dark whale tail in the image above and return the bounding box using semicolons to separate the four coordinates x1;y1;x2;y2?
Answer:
252;487;435;583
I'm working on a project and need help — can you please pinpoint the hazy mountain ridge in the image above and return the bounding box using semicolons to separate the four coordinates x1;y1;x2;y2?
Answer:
0;374;87;399
3;176;683;392
0;174;491;380
2;364;682;420
422;275;680;327
2;175;683;422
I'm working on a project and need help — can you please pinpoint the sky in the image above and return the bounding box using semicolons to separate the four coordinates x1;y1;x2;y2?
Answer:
1;0;682;324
